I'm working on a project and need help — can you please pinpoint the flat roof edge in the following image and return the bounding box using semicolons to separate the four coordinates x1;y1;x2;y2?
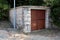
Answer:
10;6;50;10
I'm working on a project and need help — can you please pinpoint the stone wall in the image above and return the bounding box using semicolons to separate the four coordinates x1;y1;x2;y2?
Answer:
23;7;31;32
9;7;23;28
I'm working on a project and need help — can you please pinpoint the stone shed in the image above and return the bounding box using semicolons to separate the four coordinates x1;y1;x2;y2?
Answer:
9;6;50;33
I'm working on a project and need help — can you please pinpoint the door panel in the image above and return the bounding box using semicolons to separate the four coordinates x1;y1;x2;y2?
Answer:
31;10;37;21
31;9;45;31
37;20;45;30
31;21;37;31
37;10;45;19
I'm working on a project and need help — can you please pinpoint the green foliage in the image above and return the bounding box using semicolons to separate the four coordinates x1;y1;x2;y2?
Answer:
44;0;60;6
51;7;60;27
44;0;60;27
0;0;9;20
8;0;44;8
0;0;9;9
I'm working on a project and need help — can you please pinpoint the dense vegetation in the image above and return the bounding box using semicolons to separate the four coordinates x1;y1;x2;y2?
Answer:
0;0;9;20
7;0;44;8
44;0;60;27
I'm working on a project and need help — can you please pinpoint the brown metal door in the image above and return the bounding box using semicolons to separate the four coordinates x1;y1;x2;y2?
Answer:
31;9;45;31
31;10;38;31
37;10;45;30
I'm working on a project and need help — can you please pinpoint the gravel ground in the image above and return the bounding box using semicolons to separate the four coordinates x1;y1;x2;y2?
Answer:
0;21;12;28
0;29;60;40
0;21;60;40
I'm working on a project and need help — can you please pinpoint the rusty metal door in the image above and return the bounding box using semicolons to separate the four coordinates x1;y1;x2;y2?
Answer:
31;9;45;31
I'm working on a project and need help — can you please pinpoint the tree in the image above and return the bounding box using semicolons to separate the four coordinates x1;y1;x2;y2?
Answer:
0;0;9;20
0;0;9;9
7;0;44;8
44;0;60;27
